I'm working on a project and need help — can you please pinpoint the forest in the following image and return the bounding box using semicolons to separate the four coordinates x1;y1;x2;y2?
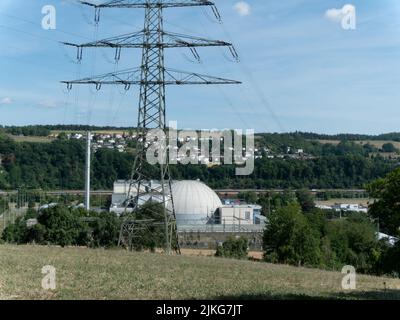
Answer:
0;129;398;190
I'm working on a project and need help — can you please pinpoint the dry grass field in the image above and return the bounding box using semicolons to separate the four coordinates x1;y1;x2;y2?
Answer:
358;140;400;150
316;139;400;150
1;245;400;300
315;198;371;207
7;134;55;143
50;130;130;135
181;248;264;260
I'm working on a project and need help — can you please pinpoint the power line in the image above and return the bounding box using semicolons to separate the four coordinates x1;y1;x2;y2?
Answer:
0;11;93;41
164;17;257;130
218;24;285;132
165;9;285;132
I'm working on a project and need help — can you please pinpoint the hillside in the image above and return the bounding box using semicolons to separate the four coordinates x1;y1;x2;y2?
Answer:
0;245;399;300
0;131;398;190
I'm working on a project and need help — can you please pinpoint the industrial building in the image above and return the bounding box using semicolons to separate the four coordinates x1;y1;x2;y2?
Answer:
110;179;266;232
215;205;264;225
168;180;223;225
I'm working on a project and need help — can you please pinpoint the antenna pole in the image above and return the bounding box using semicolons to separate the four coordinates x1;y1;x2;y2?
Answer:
85;131;92;212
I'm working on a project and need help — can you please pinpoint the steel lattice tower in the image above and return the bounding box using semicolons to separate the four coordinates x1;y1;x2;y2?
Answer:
63;0;240;254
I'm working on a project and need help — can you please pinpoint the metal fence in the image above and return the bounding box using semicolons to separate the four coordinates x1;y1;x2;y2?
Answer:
177;224;264;233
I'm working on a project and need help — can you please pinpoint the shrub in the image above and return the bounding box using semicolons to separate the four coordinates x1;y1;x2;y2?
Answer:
376;241;400;276
38;205;89;247
263;203;322;267
215;236;248;260
367;168;400;235
1;217;28;244
26;223;47;244
88;212;121;248
1;203;176;250
324;214;378;273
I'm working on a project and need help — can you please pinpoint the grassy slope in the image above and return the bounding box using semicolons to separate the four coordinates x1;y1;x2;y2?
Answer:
317;139;400;150
0;245;399;300
6;134;55;143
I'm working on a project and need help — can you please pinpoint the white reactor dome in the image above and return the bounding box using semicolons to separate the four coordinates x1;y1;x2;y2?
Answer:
170;180;222;225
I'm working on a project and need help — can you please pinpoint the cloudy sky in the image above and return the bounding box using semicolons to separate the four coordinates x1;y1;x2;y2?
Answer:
0;0;399;134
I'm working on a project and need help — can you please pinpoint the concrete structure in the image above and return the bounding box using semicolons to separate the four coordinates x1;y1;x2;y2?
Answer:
109;179;266;231
377;232;399;246
168;180;222;225
110;180;162;215
214;205;263;225
316;203;368;213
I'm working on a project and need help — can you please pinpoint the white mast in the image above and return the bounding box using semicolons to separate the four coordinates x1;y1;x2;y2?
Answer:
85;131;91;211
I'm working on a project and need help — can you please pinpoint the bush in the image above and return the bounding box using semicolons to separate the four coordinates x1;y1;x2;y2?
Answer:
0;203;176;250
1;217;28;244
88;212;121;248
263;203;385;273
38;205;89;247
26;223;47;244
377;241;400;276
367;168;400;235
381;143;397;153
25;208;38;219
324;214;378;273
263;203;322;267
215;236;248;260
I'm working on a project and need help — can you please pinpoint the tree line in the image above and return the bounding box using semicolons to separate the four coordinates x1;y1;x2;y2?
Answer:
262;167;400;277
221;176;400;277
290;131;400;142
0;125;135;137
3;125;400;141
0;133;397;190
1;201;170;251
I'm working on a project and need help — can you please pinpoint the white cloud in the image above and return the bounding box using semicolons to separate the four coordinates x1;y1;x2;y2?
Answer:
325;4;356;23
325;8;343;23
0;97;12;105
234;2;251;17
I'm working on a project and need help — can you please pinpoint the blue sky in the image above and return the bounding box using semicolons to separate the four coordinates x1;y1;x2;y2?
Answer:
0;0;399;134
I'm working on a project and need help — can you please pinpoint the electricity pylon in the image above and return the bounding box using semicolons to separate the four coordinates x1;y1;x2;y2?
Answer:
62;0;240;254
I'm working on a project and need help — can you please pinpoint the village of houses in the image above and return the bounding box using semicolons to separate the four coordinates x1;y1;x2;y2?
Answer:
65;131;315;164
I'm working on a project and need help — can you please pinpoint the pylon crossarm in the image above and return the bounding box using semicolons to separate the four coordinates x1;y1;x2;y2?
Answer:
62;68;241;89
166;68;241;85
80;0;215;9
62;31;144;48
63;31;238;63
124;194;172;208
63;31;233;49
80;1;221;24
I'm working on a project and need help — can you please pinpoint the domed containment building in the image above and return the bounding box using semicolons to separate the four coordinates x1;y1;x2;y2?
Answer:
110;179;265;229
169;180;222;225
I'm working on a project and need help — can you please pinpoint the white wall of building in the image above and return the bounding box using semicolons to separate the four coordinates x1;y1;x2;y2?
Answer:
217;206;255;225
